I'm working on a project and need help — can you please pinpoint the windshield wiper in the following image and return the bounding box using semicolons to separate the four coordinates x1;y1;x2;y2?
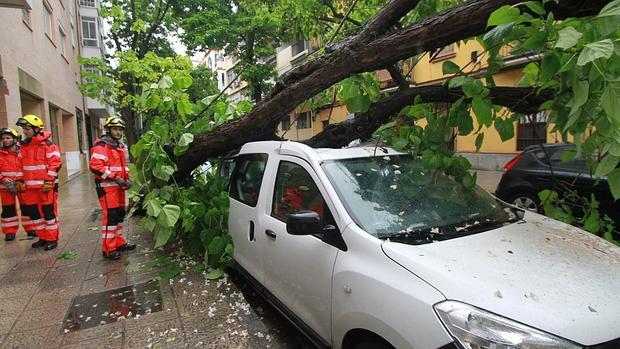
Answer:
379;218;513;244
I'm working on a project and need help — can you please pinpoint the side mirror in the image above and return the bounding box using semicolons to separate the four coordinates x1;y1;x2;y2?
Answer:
287;211;325;235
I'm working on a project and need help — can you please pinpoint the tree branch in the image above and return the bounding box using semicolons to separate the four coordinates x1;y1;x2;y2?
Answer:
386;65;409;90
304;85;553;148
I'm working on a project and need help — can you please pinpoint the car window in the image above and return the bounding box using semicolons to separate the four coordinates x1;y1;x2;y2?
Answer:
549;148;586;172
229;154;268;207
272;161;330;223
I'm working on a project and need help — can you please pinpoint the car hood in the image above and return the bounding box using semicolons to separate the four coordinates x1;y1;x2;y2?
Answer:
381;213;620;346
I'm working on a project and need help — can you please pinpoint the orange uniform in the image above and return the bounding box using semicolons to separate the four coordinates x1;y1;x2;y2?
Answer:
89;135;130;254
0;146;32;235
19;131;62;241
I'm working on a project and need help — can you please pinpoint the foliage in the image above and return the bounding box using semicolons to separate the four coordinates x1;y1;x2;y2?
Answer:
539;189;619;246
56;251;78;260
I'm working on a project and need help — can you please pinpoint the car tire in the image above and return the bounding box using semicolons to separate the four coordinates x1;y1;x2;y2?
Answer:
508;191;540;212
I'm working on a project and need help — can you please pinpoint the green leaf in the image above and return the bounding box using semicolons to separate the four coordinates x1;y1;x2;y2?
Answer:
598;0;620;17
204;268;224;280
159;185;175;201
153;164;175;181
158;204;181;227
141;216;157;231
176;99;193;117
569;80;589;116
577;39;614;66
442;61;460;75
154;227;173;248
600;82;620;123
594;155;619;178
462;172;477;189
345;95;371;113
208;236;227;254
392;137;409;150
494;118;515;142
583;212;601;234
482;23;514;49
555;27;583;49
488;5;521;26
158;75;173;89
540;52;561;82
462;79;486;97
608;169;620;200
472;96;493;127
177;133;194;147
448;76;469;89
524;1;546;15
144;198;163;217
57;251;78;260
475;133;484;152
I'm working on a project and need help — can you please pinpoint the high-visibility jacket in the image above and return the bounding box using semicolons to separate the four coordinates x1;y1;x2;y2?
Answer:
0;146;23;185
19;132;62;189
89;135;130;189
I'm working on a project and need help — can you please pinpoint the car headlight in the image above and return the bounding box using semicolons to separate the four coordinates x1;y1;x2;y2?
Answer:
434;300;581;349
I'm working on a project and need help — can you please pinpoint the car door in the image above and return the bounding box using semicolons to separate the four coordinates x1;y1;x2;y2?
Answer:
228;153;269;284
261;157;341;344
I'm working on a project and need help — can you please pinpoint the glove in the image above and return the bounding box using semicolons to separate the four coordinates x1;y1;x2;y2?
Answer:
1;177;13;185
42;180;54;192
5;181;16;195
15;181;25;193
115;177;128;189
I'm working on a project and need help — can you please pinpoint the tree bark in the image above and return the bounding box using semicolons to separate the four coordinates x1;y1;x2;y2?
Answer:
304;86;552;148
173;0;608;179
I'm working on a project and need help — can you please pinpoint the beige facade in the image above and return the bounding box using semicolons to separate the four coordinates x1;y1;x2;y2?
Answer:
0;0;109;182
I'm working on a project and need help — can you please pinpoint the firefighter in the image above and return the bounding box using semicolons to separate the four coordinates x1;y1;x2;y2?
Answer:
0;128;36;241
90;116;136;260
16;115;62;250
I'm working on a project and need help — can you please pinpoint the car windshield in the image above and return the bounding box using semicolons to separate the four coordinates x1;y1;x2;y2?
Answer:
322;155;515;244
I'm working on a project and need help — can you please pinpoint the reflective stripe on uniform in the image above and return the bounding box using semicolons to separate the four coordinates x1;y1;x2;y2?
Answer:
1;172;23;176
99;182;118;188
47;170;58;176
107;166;123;171
103;225;118;231
92;153;108;161
45;224;59;230
102;233;116;239
25;180;45;186
46;151;61;158
1;221;20;227
23;165;46;171
2;217;19;222
101;170;112;179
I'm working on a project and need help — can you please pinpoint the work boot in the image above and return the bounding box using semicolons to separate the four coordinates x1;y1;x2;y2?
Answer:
26;231;37;239
103;250;121;260
4;234;16;241
32;239;47;248
44;240;58;251
117;243;136;252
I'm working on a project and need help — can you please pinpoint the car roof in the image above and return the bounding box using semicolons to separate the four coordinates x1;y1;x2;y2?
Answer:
238;140;405;162
522;143;574;153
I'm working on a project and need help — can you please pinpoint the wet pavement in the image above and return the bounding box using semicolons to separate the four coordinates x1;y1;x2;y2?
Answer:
0;173;312;348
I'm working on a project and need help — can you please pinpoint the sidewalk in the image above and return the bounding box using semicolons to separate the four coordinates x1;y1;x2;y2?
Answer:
0;173;309;348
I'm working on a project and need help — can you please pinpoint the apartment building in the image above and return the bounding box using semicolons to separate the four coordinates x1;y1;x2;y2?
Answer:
0;0;111;182
195;49;251;103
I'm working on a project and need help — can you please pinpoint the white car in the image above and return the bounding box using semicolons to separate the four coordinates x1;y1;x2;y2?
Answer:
227;141;620;349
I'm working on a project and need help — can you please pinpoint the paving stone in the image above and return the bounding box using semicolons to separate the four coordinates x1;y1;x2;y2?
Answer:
12;301;71;332
0;280;40;299
124;318;186;348
60;334;123;349
60;320;124;346
0;297;29;335
1;325;63;349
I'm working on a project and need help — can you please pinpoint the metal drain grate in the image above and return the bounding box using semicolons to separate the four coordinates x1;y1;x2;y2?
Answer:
62;280;164;333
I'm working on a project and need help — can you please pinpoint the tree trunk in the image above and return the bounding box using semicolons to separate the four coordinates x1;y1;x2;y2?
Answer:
119;73;138;147
173;0;608;180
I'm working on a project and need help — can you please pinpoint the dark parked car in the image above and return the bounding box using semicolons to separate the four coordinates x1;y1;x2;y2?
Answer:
495;143;619;232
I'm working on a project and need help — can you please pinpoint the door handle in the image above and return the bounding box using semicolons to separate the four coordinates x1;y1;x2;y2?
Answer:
265;229;277;239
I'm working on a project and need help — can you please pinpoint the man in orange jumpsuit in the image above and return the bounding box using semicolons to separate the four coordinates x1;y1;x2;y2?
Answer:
17;115;62;250
90;116;135;260
0;128;36;241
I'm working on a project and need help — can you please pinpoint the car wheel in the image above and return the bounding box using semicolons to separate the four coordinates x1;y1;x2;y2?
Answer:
509;192;540;212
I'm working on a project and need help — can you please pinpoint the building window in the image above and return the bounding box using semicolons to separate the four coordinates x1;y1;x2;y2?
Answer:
80;0;96;7
281;116;291;130
70;25;76;48
22;8;32;27
517;112;547;151
43;0;53;38
291;41;307;56
81;16;98;47
430;44;455;62
59;25;67;56
296;112;311;129
226;68;240;88
82;66;98;83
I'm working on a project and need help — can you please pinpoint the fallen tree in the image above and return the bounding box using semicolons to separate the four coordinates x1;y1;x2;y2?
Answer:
173;0;609;179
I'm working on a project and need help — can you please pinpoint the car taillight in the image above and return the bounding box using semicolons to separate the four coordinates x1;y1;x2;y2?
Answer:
503;153;522;173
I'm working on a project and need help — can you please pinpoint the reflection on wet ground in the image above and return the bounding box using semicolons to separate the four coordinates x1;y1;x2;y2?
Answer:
62;280;163;333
